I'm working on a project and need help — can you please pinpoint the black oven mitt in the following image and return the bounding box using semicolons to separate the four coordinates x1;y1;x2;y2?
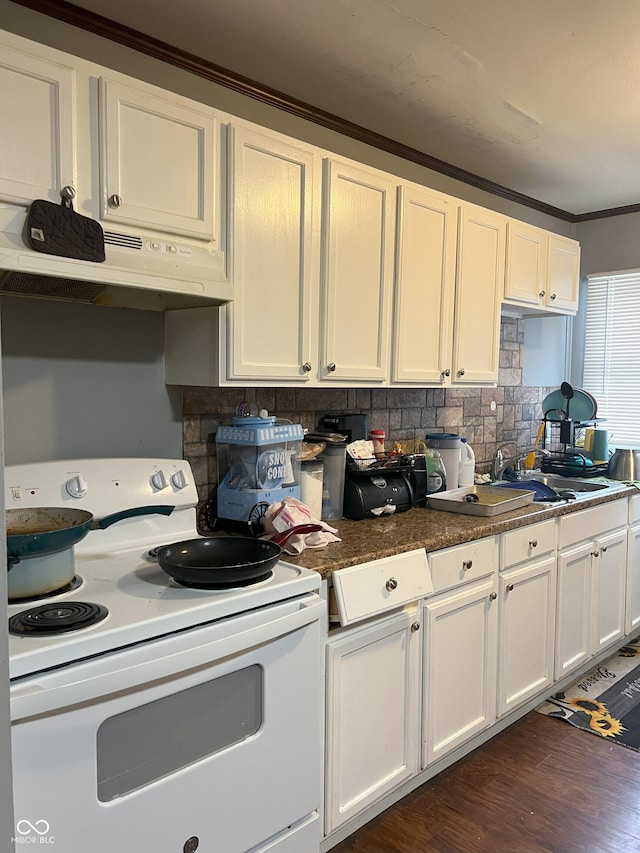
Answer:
26;198;106;263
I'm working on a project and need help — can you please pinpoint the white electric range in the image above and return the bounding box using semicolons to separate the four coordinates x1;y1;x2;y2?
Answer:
6;457;324;853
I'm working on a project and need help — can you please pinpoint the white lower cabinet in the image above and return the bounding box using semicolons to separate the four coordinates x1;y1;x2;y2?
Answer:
421;536;498;768
555;499;628;680
324;607;421;834
626;494;640;634
498;520;557;717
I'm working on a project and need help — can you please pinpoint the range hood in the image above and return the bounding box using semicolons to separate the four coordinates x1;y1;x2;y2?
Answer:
0;206;232;312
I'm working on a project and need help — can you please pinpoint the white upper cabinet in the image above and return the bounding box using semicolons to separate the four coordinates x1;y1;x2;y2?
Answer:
504;222;580;314
0;41;76;205
547;234;580;311
452;205;506;384
320;159;396;382
391;185;456;384
99;79;217;242
224;124;320;381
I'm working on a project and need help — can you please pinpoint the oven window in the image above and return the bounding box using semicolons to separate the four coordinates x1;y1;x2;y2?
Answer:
96;664;262;801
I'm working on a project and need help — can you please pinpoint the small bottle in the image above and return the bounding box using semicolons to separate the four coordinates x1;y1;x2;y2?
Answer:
369;429;386;458
426;449;447;494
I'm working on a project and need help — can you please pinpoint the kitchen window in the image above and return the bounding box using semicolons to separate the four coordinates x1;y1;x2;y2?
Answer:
582;271;640;446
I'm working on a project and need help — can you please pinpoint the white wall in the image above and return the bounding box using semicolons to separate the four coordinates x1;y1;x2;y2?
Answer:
1;297;182;464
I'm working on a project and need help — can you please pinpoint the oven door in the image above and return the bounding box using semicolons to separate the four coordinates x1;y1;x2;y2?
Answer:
10;593;324;853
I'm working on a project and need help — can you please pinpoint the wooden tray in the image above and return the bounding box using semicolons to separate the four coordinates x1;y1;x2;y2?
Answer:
427;485;534;516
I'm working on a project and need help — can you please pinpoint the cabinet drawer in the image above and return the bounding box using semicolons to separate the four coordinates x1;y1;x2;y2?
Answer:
501;519;556;569
428;536;498;594
630;494;640;525
331;549;433;626
558;499;627;550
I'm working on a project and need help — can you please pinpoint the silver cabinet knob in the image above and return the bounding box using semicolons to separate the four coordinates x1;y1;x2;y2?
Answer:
61;185;76;202
385;577;398;591
592;550;600;558
549;293;557;301
539;290;546;299
441;368;451;377
602;545;608;553
489;592;497;601
458;368;465;376
108;193;123;208
529;539;538;548
462;559;473;571
411;621;421;632
302;362;312;373
506;583;515;592
327;363;336;373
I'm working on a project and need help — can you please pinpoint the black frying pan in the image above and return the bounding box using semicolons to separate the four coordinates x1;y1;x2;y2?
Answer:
155;523;322;588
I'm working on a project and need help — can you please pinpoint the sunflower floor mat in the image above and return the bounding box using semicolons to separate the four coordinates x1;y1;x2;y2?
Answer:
536;639;640;750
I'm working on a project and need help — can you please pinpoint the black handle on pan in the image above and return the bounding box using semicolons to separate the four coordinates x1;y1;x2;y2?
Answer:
92;505;175;530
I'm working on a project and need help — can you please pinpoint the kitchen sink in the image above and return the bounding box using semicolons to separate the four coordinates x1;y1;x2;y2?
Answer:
491;472;628;504
515;474;609;493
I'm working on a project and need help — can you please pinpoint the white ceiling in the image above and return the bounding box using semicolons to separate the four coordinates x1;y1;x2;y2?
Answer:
65;0;640;216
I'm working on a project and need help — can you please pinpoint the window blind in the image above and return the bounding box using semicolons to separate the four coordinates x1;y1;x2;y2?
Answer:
583;270;640;446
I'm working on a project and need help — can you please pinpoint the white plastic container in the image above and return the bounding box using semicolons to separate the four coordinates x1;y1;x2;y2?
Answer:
458;438;475;487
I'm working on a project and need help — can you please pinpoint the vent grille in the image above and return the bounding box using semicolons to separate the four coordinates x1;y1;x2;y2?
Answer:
0;272;106;302
103;231;143;250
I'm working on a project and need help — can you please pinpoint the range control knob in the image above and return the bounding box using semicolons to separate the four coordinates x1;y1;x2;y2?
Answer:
65;474;88;498
171;470;188;490
151;470;168;490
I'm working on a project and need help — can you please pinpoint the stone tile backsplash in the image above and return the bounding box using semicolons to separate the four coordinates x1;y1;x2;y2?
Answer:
182;317;554;510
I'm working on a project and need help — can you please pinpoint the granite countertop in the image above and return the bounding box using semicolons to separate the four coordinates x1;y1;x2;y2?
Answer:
284;485;636;580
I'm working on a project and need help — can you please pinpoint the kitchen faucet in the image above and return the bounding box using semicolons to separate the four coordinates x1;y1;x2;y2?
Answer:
493;446;551;481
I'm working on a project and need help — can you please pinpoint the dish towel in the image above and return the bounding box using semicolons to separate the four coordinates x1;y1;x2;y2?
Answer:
263;497;341;554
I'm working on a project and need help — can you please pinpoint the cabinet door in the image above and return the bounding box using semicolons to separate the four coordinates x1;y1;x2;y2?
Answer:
422;577;497;768
225;125;319;381
504;220;547;307
546;234;580;312
498;556;556;717
0;43;76;205
391;185;456;384
325;610;420;833
555;541;593;680
452;206;505;383
320;159;396;382
593;528;627;654
626;524;640;634
100;79;215;240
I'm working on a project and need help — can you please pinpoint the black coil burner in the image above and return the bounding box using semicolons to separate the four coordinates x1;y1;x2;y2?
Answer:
9;602;108;636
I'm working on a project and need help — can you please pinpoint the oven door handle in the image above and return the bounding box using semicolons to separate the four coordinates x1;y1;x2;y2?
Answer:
11;595;325;721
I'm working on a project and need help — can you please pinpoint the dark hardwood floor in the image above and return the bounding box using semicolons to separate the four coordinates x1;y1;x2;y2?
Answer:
330;710;640;853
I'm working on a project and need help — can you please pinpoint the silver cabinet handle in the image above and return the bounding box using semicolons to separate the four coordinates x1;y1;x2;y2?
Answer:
109;193;123;208
550;293;557;301
441;368;451;377
462;559;473;571
385;577;398;591
411;621;421;632
601;545;608;553
458;368;465;376
302;362;312;373
539;290;546;299
592;550;600;558
506;583;515;592
327;363;336;373
529;539;538;548
489;592;497;601
61;185;76;202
